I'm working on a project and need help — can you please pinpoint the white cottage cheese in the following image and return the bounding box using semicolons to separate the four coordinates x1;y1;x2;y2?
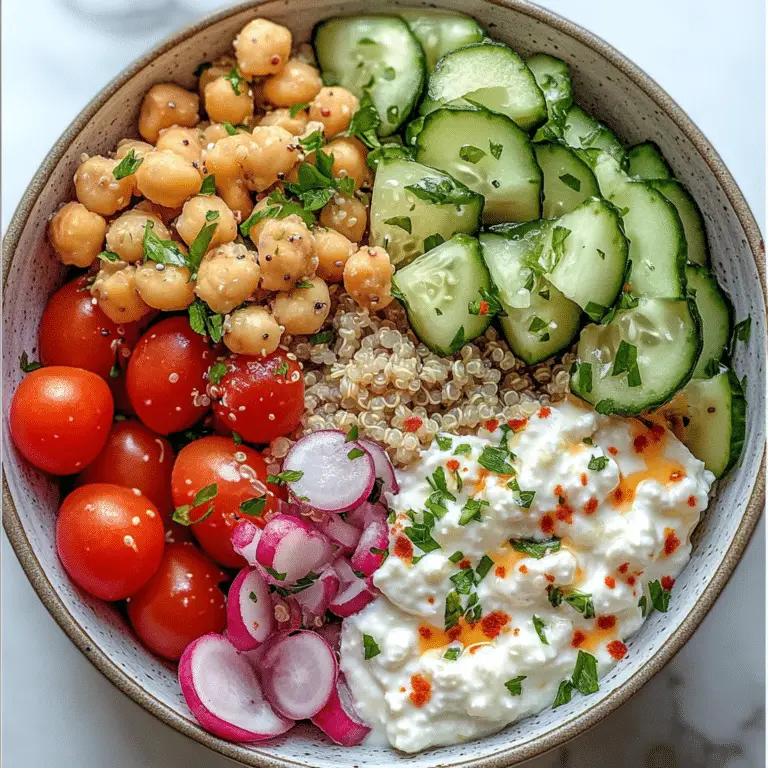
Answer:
341;398;714;753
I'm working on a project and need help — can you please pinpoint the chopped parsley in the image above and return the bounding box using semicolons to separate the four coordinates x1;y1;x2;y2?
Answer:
263;566;287;581
571;650;599;695
504;675;526;696
611;341;642;387
507;478;535;508
648;579;671;613
475;554;494;581
384;216;412;234
289;101;311;118
405;176;477;208
435;435;453;451
403;521;441;553
450;567;475;594
423;233;445;252
362;634;381;660
345;425;359;442
588;455;610;471
468;284;507;317
510;538;560;559
19;351;42;373
584;301;607;322
459;498;489;526
239;497;267;517
172;483;218;526
564;590;595;619
188;300;224;343
224;66;245;95
347;448;365;460
443;647;461;661
576;361;593;394
478;445;516;475
489;140;503;160
448;551;464;564
558;173;581;192
532;615;548;644
266;470;304;485
454;443;472;457
274;361;289;377
208;361;227;385
733;316;752;343
444;590;463;631
199;174;216;195
449;325;465;352
552;680;574;708
551;225;571;261
459;144;486;164
310;330;334;345
345;90;381;149
112;149;143;180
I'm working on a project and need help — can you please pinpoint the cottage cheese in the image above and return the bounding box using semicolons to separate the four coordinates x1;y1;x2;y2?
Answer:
340;398;714;753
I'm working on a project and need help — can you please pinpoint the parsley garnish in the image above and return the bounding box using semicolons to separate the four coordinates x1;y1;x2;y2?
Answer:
264;566;287;581
172;483;218;526
459;144;486;164
571;650;599;694
113;149;143;180
449;551;464;564
733;316;752;344
468;284;507;317
564;590;595;619
454;444;472;457
444;647;461;661
648;579;671;613
384;215;412;234
199;174;216;195
478;445;515;475
551;226;571;262
584;301;607;322
224;66;245;95
435;435;453;451
459;498;489;526
612;341;642;387
310;330;334;345
208;361;227;385
475;555;494;581
547;585;563;607
552;680;574;708
187;220;219;275
444;590;463;630
577;361;593;394
274;362;289;377
510;538;560;559
19;351;42;373
367;142;413;171
558;173;581;192
188;299;224;343
588;455;610;471
347;448;365;460
423;233;445;252
362;634;381;660
266;470;304;485
504;676;526;696
239;497;267;517
403;521;441;553
240;189;314;235
507;478;535;508
405;177;477;208
289;102;310;118
489;141;503;160
142;221;188;268
533;615;548;644
450;567;475;594
97;250;120;262
528;316;548;334
345;425;359;442
345;90;381;149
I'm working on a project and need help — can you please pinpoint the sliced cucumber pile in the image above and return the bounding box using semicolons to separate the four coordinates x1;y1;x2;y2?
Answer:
413;106;542;224
424;42;547;133
399;9;484;72
685;265;733;378
534;142;599;218
563;105;627;170
369;159;483;267
392;234;491;355
312;16;425;135
649;179;709;267
526;54;573;141
571;297;702;415
628;141;673;180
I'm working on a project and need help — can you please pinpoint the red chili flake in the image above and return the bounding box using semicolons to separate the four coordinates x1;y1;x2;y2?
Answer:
584;497;599;515
513;628;520;636
661;576;675;591
418;626;433;640
604;576;616;589
580;472;588;486
495;565;507;578
555;503;573;525
669;470;684;482
446;459;460;472
538;406;551;419
427;596;435;605
553;484;565;498
508;418;528;432
633;434;649;453
320;107;332;117
608;446;619;456
627;575;636;586
571;630;586;648
447;626;462;641
518;564;528;574
484;418;499;432
623;283;632;293
663;527;681;556
597;615;617;630
458;558;471;570
480;611;510;639
394;535;413;560
469;645;481;654
540;513;555;535
478;300;489;316
617;562;629;574
403;416;423;433
607;640;627;660
687;495;697;508
410;674;432;707
650;424;665;440
545;573;555;583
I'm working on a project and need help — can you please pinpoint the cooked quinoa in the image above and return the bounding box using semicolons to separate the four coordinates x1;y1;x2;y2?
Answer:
266;285;574;468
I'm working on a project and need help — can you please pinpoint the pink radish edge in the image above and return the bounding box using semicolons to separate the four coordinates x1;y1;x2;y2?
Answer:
350;518;389;576
256;514;332;585
231;519;261;566
311;675;371;747
226;567;275;652
358;438;399;495
294;567;340;623
329;558;377;618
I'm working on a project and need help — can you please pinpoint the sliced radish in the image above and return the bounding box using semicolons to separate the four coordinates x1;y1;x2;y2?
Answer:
345;501;387;531
358;438;399;496
311;675;371;747
294;567;340;624
329;558;377;618
270;592;302;631
316;620;342;652
231;520;261;566
260;630;338;720
178;633;293;742
314;512;363;553
256;514;332;585
350;518;389;576
226;567;275;652
283;430;375;512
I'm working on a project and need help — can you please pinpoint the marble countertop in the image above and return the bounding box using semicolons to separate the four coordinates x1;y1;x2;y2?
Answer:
1;1;764;766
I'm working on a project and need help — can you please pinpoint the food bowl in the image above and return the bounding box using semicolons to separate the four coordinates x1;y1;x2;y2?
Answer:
2;0;765;765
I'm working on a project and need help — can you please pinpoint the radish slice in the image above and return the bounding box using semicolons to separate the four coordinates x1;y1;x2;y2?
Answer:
226;567;274;652
270;593;302;631
311;675;371;747
350;518;389;576
316;620;342;652
231;520;261;566
283;430;375;512
294;567;340;623
329;558;377;618
260;630;338;720
358;438;399;495
178;633;293;742
314;512;362;553
256;514;332;585
345;501;387;531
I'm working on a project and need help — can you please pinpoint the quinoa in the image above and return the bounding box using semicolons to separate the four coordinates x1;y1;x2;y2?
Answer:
270;285;575;468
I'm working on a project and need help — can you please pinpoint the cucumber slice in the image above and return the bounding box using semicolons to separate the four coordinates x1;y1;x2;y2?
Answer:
665;370;746;478
571;297;702;415
593;153;687;299
399;9;484;72
479;232;582;364
649;179;710;267
392;234;491;355
685;265;732;378
426;42;547;133
369;159;483;267
533;142;599;218
414;106;542;224
526;54;573;140
628;141;673;180
312;16;425;136
563;104;627;170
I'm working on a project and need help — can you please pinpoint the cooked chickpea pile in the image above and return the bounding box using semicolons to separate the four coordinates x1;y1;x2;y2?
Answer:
48;17;394;357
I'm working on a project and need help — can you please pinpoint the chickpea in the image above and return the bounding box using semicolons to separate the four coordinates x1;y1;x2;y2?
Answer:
197;55;237;96
106;209;169;263
176;195;237;249
224;305;283;356
234;19;292;77
245;196;275;246
48;201;106;267
135;150;202;209
343;245;394;311
258;214;317;291
115;139;154;160
325;137;369;190
155;127;203;167
74;155;135;216
135;262;195;311
309;87;359;138
216;177;253;222
259;108;308;136
319;194;367;243
204;76;255;125
201;122;232;146
90;263;151;323
262;59;322;107
313;227;355;283
139;83;199;143
203;133;257;216
195;242;261;314
133;199;183;225
244;126;298;191
273;276;331;335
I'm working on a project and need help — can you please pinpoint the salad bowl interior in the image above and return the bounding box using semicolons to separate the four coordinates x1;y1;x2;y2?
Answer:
2;0;765;766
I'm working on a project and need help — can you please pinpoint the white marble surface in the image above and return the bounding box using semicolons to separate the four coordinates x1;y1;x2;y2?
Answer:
1;1;765;766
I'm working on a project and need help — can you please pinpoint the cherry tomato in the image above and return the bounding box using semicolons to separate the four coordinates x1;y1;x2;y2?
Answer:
38;276;138;379
56;484;165;601
212;352;304;444
171;436;281;567
127;316;213;435
10;366;114;475
127;543;226;660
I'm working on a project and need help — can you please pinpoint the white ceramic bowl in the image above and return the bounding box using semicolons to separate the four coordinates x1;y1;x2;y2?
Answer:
2;2;765;766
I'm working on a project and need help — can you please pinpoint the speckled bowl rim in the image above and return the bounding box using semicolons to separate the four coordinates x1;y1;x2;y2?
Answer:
2;0;765;765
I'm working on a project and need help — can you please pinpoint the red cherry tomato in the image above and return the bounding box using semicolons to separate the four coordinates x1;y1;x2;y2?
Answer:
212;352;304;444
38;276;138;379
127;316;213;435
10;366;114;475
127;543;226;660
171;436;281;567
56;484;165;601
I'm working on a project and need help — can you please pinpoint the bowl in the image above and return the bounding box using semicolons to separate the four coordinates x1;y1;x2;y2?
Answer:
2;1;765;765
